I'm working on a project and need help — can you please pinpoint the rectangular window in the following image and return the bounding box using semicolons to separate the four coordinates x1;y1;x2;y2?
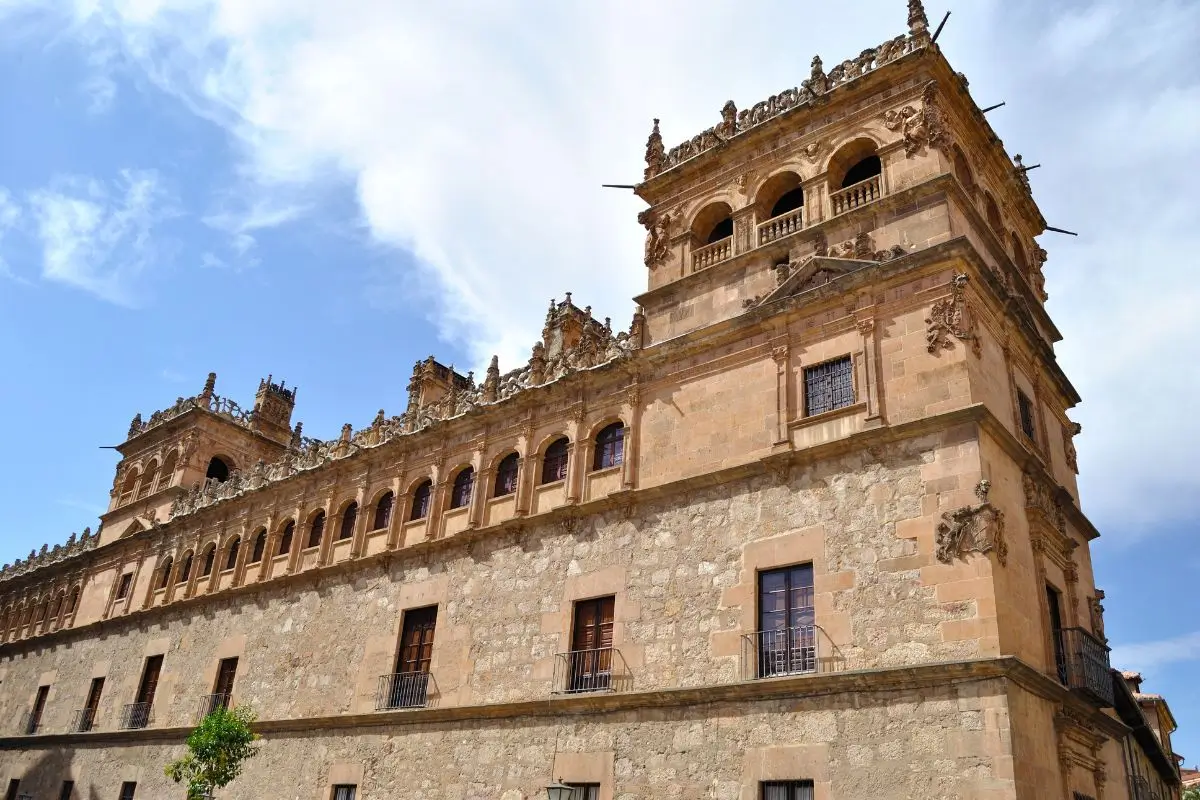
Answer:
567;784;600;800
213;657;239;708
5;779;19;800
569;595;615;692
803;357;854;417
1017;390;1037;440
1047;584;1066;684
115;573;133;600
762;781;815;800
80;677;104;732
60;780;75;800
397;607;437;674
757;565;816;677
28;685;50;733
118;782;137;800
332;785;357;800
124;655;162;729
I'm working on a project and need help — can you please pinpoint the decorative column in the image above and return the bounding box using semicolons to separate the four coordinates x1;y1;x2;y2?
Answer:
514;455;532;516
285;500;305;574
429;472;450;541
350;484;370;558
622;386;641;490
231;520;251;587
771;339;792;445
257;513;277;581
385;474;405;551
732;207;756;255
856;315;884;424
470;460;490;530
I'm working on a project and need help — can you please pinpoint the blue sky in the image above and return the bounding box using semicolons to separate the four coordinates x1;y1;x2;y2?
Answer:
1;0;1198;765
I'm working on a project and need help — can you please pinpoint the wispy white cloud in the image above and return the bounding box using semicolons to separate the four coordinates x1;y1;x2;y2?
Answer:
27;169;174;305
3;0;1198;538
202;195;308;262
0;188;24;282
1111;630;1200;675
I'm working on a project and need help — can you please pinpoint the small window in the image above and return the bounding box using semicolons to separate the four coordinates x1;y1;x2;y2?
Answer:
450;468;474;510
593;422;625;471
1017;390;1037;440
541;438;570;485
157;558;173;590
410;480;433;521
179;552;193;583
762;781;815;800
803;357;854;416
119;782;137;800
494;453;520;498
28;684;50;733
60;780;75;800
205;457;230;483
567;785;600;800
278;521;295;556
155;451;177;493
115;573;133;600
373;492;394;530
841;155;881;188
339;502;358;540
65;588;78;615
224;537;240;571
250;530;267;563
332;785;357;800
136;460;159;500
307;511;326;549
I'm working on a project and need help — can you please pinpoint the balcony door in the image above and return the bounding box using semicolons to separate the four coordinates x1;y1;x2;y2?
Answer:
758;565;816;677
1046;584;1067;683
212;657;238;712
570;596;614;692
391;606;436;708
81;677;104;731
131;655;163;727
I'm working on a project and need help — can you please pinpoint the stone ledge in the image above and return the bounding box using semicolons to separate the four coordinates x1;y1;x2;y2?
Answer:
0;656;1123;749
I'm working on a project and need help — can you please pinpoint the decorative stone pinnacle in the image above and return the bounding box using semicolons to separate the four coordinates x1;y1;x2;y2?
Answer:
908;0;929;35
644;118;665;179
201;372;217;399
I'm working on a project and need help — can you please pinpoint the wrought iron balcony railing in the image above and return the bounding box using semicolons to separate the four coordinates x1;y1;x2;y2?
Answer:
19;711;40;736
70;708;97;733
119;702;152;730
375;672;436;711
196;693;230;723
740;626;846;681
1055;627;1113;706
551;647;630;695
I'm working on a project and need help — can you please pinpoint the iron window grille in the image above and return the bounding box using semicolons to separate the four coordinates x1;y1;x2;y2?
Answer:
762;781;815;800
332;785;357;800
567;784;600;800
803;357;854;417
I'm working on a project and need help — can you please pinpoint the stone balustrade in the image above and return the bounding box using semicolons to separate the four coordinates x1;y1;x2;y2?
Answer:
830;174;882;217
692;237;733;272
757;206;806;246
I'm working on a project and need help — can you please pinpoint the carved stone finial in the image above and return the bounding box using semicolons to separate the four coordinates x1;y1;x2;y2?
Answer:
127;413;143;438
718;100;738;140
644;118;665;179
481;355;500;404
804;55;829;96
529;341;547;386
201;372;217;400
290;421;303;449
373;409;385;427
1013;154;1032;192
340;423;352;442
908;0;929;36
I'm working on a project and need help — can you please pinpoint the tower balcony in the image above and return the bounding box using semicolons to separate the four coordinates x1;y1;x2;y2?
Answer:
829;174;882;217
757;206;807;246
691;236;733;272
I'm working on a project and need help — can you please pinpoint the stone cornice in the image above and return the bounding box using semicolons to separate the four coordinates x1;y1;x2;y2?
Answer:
0;656;1124;749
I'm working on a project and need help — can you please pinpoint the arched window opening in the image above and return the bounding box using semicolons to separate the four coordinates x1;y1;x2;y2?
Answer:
410;480;433;521
278;521;295;556
541;437;570;485
157;557;173;590
307;511;326;549
450;469;474;510
952;145;974;190
34;603;46;627
201;545;216;577
179;552;194;583
841;155;882;189
120;469;140;505
155;452;178;493
206;457;231;483
372;492;394;531
756;171;805;221
339;502;358;540
593;422;626;471
224;537;240;571
984;193;1003;233
706;217;733;244
250;530;267;563
137;460;159;500
65;588;79;615
770;188;805;218
494;453;520;498
49;594;63;622
1010;233;1029;273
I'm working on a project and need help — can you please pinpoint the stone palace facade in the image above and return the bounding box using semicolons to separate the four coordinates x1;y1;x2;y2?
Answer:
0;2;1184;798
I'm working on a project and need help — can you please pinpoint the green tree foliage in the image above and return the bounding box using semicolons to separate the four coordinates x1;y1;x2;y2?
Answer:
165;705;260;800
1181;787;1200;800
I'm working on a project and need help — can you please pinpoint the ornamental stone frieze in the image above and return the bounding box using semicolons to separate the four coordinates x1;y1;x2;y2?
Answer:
0;527;97;583
882;81;951;158
167;296;642;523
926;273;979;356
934;480;1008;566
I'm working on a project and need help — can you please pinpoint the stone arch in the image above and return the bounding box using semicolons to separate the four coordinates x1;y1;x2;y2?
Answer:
492;451;521;498
249;528;268;563
951;144;975;191
305;508;327;549
370;490;394;531
690;200;734;245
157;556;174;590
276;519;296;556
206;455;234;483
137;459;160;500
754;170;805;220
337;500;359;540
826;136;882;190
155;449;179;493
409;478;434;521
448;466;475;510
984;192;1003;233
1010;232;1029;272
222;535;241;571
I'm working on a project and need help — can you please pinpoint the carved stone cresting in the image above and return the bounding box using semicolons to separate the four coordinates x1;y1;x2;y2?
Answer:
883;81;950;158
935;480;1007;566
926;273;979;356
643;30;925;179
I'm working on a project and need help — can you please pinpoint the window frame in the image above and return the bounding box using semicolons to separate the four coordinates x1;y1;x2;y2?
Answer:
1017;389;1038;441
115;573;133;600
410;480;433;521
372;492;394;531
277;521;295;556
338;502;358;541
118;781;137;800
449;468;474;510
493;452;520;498
802;355;855;418
541;437;571;485
307;511;326;550
761;780;815;800
592;422;625;472
331;784;357;800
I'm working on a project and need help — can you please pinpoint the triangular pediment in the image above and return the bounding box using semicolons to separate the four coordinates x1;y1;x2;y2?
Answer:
119;518;151;539
746;256;875;310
